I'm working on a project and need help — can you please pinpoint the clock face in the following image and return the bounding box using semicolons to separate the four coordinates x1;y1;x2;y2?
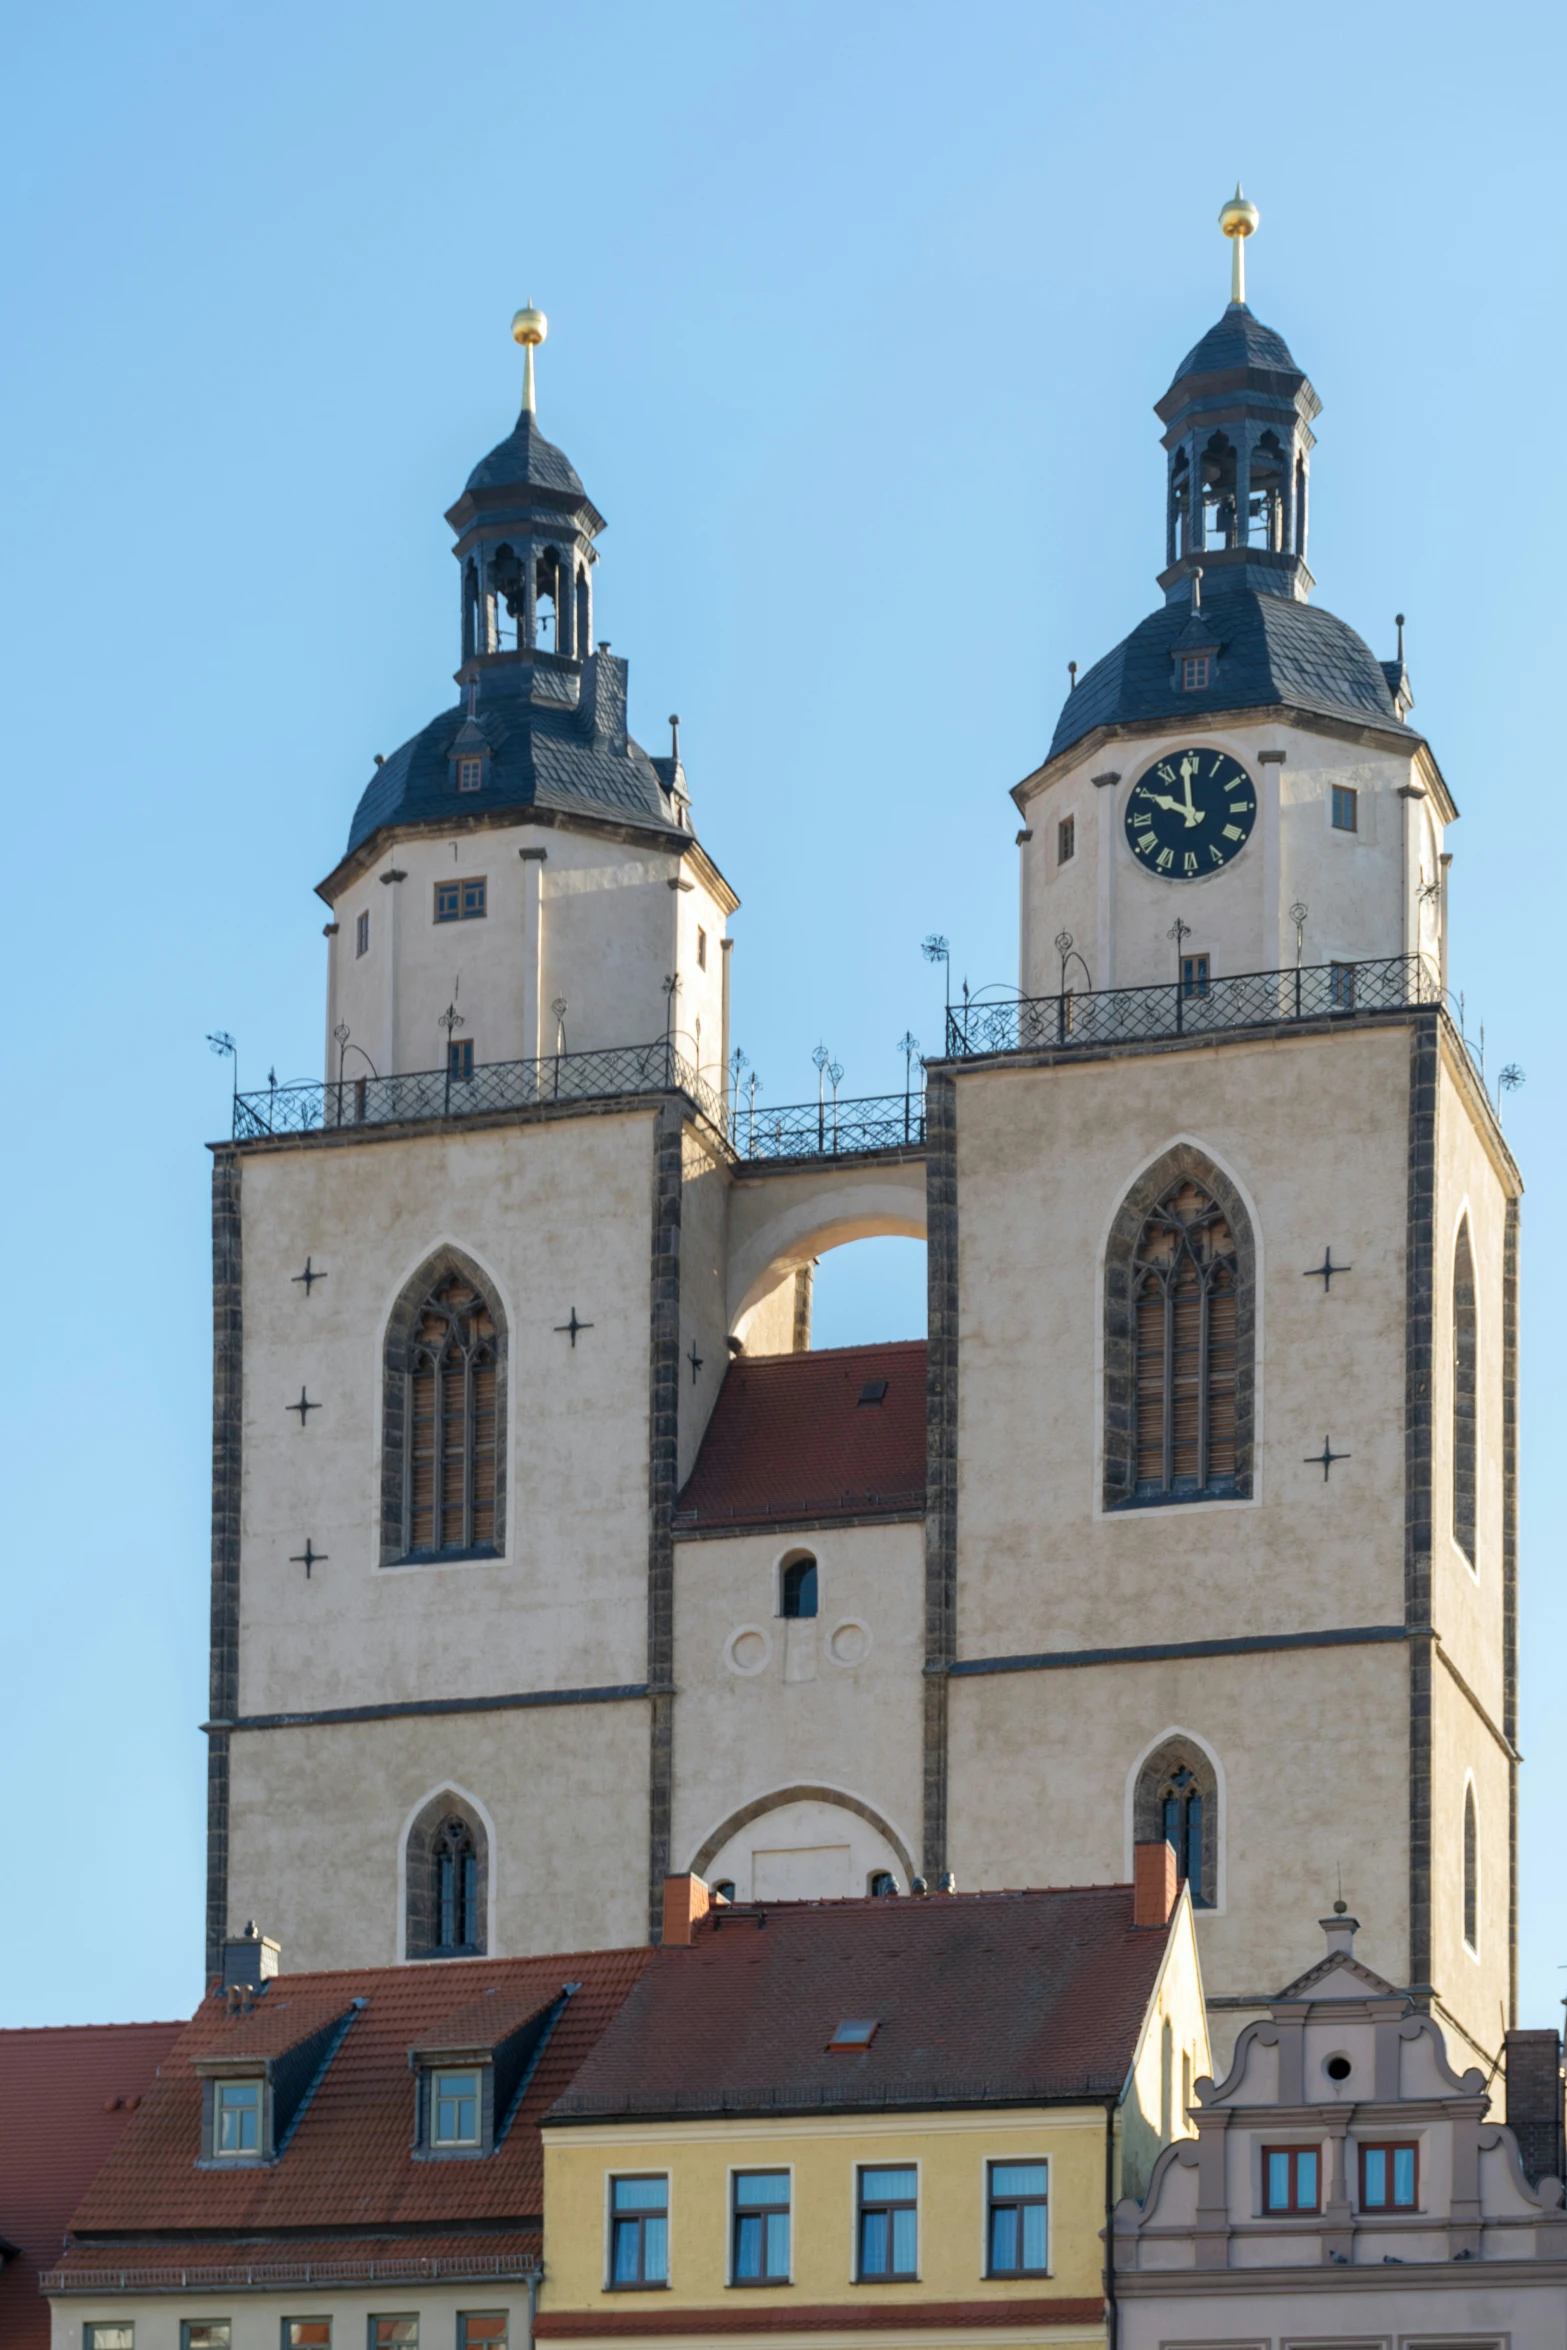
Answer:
1125;748;1257;881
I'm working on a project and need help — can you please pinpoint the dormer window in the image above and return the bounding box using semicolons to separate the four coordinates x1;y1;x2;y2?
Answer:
213;2077;262;2155
1181;655;1211;691
430;2066;483;2148
458;757;484;792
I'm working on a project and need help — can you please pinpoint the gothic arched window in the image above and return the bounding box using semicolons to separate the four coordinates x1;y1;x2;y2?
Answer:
1134;1738;1217;1910
406;1791;488;1959
1463;1781;1478;1952
1453;1218;1477;1565
382;1252;507;1565
1104;1150;1254;1509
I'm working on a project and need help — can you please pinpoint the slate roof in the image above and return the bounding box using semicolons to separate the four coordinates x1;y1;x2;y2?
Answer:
343;657;687;862
58;1949;650;2263
0;2019;181;2348
464;409;586;498
1169;302;1300;386
676;1342;927;1531
549;1885;1172;2121
1045;587;1416;767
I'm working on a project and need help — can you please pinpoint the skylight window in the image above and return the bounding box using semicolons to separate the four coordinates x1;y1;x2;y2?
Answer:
857;1380;888;1406
828;2019;878;2051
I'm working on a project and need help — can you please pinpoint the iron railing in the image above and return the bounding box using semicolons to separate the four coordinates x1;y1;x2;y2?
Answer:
732;1089;925;1160
234;1046;926;1162
945;952;1443;1059
235;1039;727;1140
41;2253;540;2294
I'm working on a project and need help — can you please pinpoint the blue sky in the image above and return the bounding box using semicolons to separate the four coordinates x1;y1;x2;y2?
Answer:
3;0;1563;2033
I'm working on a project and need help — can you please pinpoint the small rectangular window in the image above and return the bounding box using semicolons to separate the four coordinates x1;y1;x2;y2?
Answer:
213;2078;261;2155
447;1039;475;1083
356;909;370;958
1329;960;1356;1010
458;757;484;792
987;2159;1049;2275
1180;953;1210;998
1057;813;1075;865
1360;2140;1418;2209
857;2164;917;2279
182;2330;231;2350
610;2174;669;2287
697;926;708;970
732;2170;790;2283
1181;654;1211;690
1262;2145;1320;2213
458;2320;508;2349
369;2324;419;2350
1332;784;1358;832
431;2066;482;2146
436;878;488;923
283;2326;333;2349
86;2330;135;2350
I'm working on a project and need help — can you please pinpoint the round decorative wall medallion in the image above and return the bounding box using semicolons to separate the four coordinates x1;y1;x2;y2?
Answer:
827;1619;871;1668
725;1626;771;1677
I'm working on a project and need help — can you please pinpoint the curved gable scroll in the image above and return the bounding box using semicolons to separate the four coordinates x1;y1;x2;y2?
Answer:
1104;1145;1255;1512
381;1247;508;1565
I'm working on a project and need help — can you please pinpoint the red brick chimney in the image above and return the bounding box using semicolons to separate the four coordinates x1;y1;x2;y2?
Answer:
1133;1840;1178;1928
661;1874;714;1945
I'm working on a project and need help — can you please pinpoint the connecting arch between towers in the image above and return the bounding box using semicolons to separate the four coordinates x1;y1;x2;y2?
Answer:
724;1158;928;1336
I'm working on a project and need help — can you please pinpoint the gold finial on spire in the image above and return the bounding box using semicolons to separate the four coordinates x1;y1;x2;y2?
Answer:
1218;185;1259;305
511;300;548;415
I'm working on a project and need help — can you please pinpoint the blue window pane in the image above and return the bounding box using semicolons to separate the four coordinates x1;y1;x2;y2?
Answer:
861;2167;916;2200
735;2214;761;2279
891;2206;917;2274
1297;2150;1318;2208
1021;2202;1048;2269
614;2178;668;2212
1266;2151;1290;2207
860;2210;888;2275
736;2174;789;2204
612;2220;640;2282
643;2216;668;2282
989;2206;1018;2271
1393;2146;1416;2205
1363;2147;1387;2206
765;2212;790;2275
991;2164;1048;2198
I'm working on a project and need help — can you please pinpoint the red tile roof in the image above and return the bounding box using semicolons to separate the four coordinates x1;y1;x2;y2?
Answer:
550;1887;1169;2122
0;2019;182;2348
56;1948;650;2272
676;1343;927;1530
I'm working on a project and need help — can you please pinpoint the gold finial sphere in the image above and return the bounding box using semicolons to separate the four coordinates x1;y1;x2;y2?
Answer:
511;302;548;349
1219;185;1259;241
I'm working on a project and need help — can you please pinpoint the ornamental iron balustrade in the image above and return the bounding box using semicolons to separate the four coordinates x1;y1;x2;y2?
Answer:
234;1043;926;1161
945;952;1443;1059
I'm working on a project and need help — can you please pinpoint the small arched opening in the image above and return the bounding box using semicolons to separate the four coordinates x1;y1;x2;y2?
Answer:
1199;433;1238;551
1247;433;1285;549
405;1789;489;1959
779;1551;818;1619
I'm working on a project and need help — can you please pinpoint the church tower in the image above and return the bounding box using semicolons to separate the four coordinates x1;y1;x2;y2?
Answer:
939;194;1517;2068
209;218;1519;2079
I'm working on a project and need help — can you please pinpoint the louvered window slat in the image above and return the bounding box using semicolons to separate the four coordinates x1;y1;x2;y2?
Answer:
400;1275;501;1558
1129;1180;1240;1500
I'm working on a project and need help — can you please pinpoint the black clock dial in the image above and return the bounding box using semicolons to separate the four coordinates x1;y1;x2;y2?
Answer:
1125;748;1257;880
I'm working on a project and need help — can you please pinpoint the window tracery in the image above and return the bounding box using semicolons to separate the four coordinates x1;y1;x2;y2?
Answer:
1133;1737;1217;1909
406;1791;488;1959
382;1252;506;1565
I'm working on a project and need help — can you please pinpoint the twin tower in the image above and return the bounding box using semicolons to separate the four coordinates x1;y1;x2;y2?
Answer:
210;219;1518;2074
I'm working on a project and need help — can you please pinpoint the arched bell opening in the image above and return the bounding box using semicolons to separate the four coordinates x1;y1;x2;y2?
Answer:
1197;432;1239;552
1168;450;1191;567
534;546;561;651
487;544;525;650
1245;432;1286;549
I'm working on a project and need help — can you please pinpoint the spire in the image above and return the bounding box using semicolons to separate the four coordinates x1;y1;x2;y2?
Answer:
1218;185;1259;306
511;300;548;417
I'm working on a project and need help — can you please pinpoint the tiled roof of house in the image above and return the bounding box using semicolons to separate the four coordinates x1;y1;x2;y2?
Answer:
0;2019;182;2348
548;1885;1170;2121
56;1948;650;2275
675;1342;927;1531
